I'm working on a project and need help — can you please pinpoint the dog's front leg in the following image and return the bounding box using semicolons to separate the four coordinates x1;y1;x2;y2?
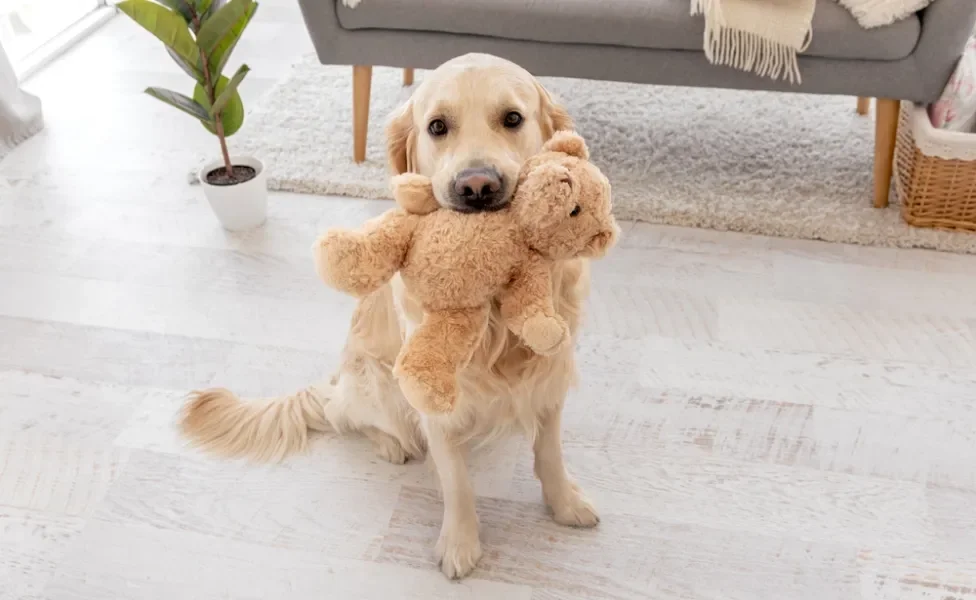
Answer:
534;407;600;527
425;421;483;579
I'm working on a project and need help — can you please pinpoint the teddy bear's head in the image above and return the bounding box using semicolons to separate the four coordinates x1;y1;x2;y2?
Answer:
514;131;619;261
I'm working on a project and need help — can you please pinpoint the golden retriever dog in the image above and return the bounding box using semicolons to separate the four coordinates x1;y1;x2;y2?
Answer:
181;53;599;580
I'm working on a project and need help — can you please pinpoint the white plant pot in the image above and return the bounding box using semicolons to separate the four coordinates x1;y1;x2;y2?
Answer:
198;155;268;231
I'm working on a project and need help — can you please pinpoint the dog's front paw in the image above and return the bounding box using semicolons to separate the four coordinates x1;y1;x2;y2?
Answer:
435;522;483;580
549;483;600;528
521;314;570;356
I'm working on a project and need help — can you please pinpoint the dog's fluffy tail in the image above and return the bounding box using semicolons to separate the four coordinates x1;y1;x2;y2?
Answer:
180;384;333;462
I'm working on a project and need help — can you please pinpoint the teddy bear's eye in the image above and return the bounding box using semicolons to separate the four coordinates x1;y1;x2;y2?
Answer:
570;205;581;217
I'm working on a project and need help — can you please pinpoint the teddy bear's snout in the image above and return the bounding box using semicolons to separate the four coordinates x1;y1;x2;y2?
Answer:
581;225;620;259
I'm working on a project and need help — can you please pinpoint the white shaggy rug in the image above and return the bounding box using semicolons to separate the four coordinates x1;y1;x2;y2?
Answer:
225;55;976;254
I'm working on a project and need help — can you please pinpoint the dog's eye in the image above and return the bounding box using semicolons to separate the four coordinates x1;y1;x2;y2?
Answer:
503;111;523;129
570;205;581;217
428;119;448;137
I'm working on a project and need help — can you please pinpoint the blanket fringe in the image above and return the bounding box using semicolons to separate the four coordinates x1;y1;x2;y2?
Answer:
706;27;803;84
693;0;809;84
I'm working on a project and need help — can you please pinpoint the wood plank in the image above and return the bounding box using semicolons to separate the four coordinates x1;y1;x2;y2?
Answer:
378;486;861;600
0;317;232;390
561;380;976;490
592;245;771;298
717;296;976;367
207;343;337;398
0;229;361;304
636;338;976;419
93;449;403;559
44;519;531;600
585;284;717;340
0;188;389;256
0;432;128;516
508;441;932;550
0;370;166;444
857;548;976;600
0;271;355;353
625;222;976;276
769;255;976;319
0;507;86;600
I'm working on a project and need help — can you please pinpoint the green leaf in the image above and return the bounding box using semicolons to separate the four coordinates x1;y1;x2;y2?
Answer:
154;0;194;22
117;0;202;78
196;0;251;57
145;87;211;122
165;47;204;82
195;0;213;17
208;0;257;77
194;76;244;136
210;64;249;116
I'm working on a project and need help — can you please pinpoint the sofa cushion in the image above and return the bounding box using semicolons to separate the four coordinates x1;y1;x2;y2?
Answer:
336;0;920;62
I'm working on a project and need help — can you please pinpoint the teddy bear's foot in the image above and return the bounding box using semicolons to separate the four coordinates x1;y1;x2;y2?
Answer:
521;314;570;356
395;367;458;415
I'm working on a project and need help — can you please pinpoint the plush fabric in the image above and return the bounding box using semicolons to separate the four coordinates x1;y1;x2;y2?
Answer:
311;133;620;414
837;0;934;28
929;26;976;132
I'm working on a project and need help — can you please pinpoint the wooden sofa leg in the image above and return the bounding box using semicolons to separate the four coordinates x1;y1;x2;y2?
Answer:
873;98;899;208
353;65;372;164
856;96;870;115
403;68;414;86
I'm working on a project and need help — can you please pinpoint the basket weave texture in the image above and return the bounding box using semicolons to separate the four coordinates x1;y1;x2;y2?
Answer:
895;103;976;231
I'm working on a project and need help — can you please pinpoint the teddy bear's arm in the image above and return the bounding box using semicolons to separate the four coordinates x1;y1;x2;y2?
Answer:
498;254;570;356
312;209;417;298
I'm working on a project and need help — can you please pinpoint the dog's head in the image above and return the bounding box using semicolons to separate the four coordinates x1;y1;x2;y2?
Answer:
385;53;573;213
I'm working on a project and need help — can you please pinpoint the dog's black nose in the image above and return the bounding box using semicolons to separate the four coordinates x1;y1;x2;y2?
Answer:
452;167;502;209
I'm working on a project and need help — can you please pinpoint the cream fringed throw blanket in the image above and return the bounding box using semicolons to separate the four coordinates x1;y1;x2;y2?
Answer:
691;0;935;83
691;0;814;84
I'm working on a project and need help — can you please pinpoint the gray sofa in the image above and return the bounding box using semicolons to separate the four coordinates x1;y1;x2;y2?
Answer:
296;0;976;208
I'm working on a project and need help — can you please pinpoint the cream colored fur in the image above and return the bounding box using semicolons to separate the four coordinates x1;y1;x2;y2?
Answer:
181;53;598;580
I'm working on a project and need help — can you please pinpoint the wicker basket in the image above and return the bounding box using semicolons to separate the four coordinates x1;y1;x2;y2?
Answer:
894;103;976;231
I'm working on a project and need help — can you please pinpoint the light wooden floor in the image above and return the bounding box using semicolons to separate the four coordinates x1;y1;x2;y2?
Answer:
3;6;976;600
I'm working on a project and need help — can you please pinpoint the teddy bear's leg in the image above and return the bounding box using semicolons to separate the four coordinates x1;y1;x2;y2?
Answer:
393;306;490;414
312;211;416;297
498;255;570;356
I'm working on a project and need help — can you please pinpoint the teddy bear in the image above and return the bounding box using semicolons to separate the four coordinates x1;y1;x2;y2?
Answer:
313;131;619;414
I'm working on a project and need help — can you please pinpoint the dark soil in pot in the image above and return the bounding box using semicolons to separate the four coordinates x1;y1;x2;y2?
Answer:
206;165;257;186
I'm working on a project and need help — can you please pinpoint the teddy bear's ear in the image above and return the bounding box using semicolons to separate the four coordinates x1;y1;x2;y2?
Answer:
542;131;589;160
391;173;439;215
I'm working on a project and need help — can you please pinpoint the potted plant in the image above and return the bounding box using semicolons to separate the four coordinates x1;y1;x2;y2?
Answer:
118;0;266;231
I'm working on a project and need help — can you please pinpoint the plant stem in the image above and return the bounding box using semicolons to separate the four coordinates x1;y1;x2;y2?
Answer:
191;6;235;179
215;121;233;175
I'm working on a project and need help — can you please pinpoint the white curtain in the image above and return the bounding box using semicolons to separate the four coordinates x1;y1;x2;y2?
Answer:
0;40;42;161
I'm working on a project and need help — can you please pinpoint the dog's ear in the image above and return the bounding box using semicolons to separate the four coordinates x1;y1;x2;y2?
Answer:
535;82;574;140
385;100;417;174
543;131;589;160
